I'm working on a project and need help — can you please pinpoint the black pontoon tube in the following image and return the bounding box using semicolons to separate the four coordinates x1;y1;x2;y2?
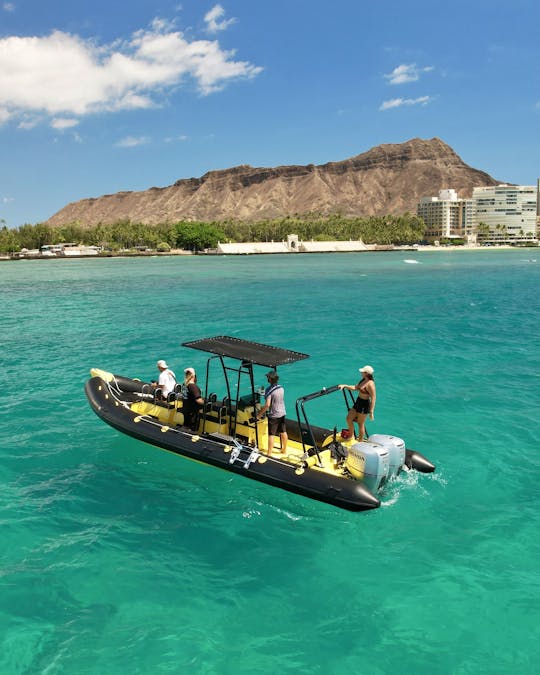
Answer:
405;449;436;473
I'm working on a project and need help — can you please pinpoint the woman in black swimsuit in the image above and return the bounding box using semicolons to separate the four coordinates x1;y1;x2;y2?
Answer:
339;365;376;441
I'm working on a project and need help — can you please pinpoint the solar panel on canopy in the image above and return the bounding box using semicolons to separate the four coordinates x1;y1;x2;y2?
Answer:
182;336;309;368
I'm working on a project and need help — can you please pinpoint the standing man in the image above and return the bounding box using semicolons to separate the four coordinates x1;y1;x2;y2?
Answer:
257;370;288;455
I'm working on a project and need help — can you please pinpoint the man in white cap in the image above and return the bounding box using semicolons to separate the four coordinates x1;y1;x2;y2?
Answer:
153;359;176;399
338;365;376;441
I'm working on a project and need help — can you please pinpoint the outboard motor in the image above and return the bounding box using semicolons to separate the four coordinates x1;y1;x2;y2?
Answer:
368;434;406;479
345;442;389;493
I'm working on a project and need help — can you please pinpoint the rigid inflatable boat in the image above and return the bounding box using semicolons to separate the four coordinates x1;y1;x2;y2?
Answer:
85;336;435;511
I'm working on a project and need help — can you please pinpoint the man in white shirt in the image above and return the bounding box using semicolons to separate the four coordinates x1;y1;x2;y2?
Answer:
154;359;176;398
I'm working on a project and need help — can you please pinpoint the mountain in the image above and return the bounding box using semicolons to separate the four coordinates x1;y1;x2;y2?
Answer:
46;138;501;226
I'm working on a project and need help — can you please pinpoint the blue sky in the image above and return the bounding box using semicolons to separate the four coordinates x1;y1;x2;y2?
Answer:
1;0;539;227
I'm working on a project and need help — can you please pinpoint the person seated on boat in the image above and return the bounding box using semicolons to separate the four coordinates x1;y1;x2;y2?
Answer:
256;370;288;456
152;360;176;400
182;367;204;430
338;365;376;441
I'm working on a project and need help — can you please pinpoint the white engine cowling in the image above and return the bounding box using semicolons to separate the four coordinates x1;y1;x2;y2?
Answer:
368;434;406;478
345;442;389;492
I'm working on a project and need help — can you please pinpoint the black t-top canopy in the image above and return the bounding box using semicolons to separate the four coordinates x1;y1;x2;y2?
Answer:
182;336;309;368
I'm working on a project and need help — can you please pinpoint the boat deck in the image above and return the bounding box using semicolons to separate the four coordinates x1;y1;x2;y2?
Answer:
128;395;349;477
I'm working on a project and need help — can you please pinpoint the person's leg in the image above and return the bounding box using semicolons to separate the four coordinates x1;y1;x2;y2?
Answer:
357;412;368;440
279;431;288;454
346;408;356;437
267;434;275;454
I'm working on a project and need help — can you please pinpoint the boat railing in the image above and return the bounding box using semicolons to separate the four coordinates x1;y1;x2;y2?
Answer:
201;354;264;448
294;385;352;465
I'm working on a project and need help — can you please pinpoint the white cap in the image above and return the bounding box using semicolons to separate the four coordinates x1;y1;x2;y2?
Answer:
359;365;374;375
157;360;168;369
184;367;195;375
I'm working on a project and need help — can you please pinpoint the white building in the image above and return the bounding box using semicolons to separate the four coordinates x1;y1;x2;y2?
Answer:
473;184;538;244
216;235;368;255
417;189;474;243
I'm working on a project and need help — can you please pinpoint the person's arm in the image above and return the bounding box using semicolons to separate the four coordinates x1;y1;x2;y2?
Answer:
338;383;357;391
369;383;376;420
152;372;165;388
257;395;271;419
190;383;204;406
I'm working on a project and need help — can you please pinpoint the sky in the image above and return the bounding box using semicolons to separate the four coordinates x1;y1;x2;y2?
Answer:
1;0;539;227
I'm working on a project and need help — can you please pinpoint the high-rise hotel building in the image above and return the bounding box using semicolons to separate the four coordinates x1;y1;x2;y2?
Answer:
418;183;539;244
472;184;538;244
417;189;473;242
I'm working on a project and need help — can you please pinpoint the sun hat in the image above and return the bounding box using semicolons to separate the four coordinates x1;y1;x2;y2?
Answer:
359;365;374;375
157;360;168;369
184;367;196;375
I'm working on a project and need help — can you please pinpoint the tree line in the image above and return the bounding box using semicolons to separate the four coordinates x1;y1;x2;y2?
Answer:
0;213;426;254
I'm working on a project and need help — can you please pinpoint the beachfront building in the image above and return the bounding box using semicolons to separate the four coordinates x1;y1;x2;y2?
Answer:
38;243;101;256
472;184;538;245
417;190;474;243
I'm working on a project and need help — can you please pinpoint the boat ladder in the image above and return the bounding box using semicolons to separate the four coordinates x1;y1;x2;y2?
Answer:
207;432;261;470
227;439;260;468
242;447;260;469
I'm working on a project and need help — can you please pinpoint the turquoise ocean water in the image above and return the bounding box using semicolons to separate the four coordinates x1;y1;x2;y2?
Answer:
1;250;539;674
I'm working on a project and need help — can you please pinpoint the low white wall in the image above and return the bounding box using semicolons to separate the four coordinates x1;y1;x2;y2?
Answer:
217;242;290;254
216;239;368;254
299;240;368;252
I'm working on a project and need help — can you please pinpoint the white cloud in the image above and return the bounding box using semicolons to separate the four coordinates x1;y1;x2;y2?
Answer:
164;134;188;142
2;196;14;203
384;63;434;85
115;135;151;147
3;3;15;12
379;96;433;111
204;5;236;33
0;16;261;127
51;117;79;129
17;116;40;129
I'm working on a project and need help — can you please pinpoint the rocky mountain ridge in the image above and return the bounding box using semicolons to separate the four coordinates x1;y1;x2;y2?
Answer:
46;137;502;226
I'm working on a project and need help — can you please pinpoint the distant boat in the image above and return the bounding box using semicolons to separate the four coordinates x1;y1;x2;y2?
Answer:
403;259;420;264
61;244;100;256
39;243;101;257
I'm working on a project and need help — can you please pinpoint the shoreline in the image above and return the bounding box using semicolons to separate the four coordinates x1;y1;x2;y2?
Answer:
1;243;536;262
